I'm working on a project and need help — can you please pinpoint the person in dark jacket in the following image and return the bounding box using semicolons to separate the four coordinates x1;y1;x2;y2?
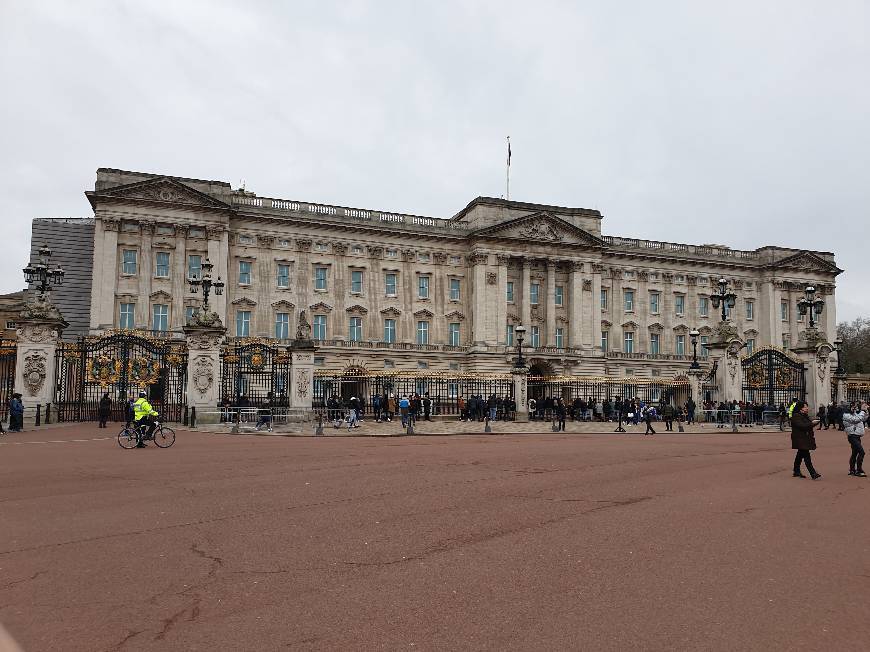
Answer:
791;400;821;479
662;403;675;431
8;393;24;432
842;402;868;477
644;405;657;435
98;393;112;428
555;398;566;431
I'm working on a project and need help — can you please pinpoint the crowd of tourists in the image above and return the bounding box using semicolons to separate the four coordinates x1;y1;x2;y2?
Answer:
788;398;867;480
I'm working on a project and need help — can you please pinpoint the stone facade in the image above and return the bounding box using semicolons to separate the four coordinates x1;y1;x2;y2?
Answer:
79;168;841;378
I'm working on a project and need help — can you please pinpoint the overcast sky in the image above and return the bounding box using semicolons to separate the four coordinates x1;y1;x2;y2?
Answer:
1;1;867;321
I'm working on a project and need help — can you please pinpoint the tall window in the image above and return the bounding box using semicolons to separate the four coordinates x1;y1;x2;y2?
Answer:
313;315;327;340
555;285;564;307
700;335;710;357
188;255;202;280
122;250;137;275
676;334;686;355
418;276;430;299
745;338;755;354
185;306;195;325
623;331;634;353
277;264;290;289
416;320;430;344
152;304;168;332
449;322;461;346
650;293;660;314
155;252;170;278
506;324;514;346
383;318;396;343
745;300;754;320
351;270;364;294
650;333;660;354
675;295;685;315
600;289;608;309
119;303;135;329
314;267;328;291
236;310;251;337
530;326;540;347
275;313;290;339
530;283;540;305
506;281;515;302
555;327;564;348
385;272;397;296
601;331;609;351
238;261;252;285
782;333;790;348
349;316;362;342
624;290;634;312
781;300;789;321
449;278;461;301
699;297;709;317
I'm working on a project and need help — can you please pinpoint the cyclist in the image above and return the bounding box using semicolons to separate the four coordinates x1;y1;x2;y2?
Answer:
132;390;158;448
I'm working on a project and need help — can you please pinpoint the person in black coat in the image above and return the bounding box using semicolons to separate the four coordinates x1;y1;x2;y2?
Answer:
98;393;112;428
791;400;821;479
555;398;566;432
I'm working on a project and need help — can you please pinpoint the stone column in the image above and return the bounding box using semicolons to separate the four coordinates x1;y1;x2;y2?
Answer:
184;323;226;425
521;259;531;328
687;368;705;403
290;340;316;414
15;295;68;425
512;367;529;422
496;254;510;344
569;262;583;348
173;225;189;330
469;252;489;345
91;217;119;330
706;321;745;402
207;226;228;325
793;328;834;412
592;264;603;353
139;221;154;329
546;261;557;345
367;246;383;342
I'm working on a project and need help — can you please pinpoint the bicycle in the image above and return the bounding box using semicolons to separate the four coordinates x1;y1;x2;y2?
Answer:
117;421;176;449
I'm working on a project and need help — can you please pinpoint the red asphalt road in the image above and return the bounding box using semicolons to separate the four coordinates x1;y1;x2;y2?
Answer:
1;424;868;651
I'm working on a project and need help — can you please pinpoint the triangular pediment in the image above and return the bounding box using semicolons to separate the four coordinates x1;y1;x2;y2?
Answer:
87;177;231;211
231;297;257;307
472;211;605;247
769;251;841;275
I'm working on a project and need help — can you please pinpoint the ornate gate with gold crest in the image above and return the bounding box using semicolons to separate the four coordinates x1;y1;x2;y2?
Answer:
741;346;806;406
54;331;188;422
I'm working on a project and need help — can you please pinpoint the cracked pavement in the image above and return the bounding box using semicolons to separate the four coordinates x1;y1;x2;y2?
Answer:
0;424;868;650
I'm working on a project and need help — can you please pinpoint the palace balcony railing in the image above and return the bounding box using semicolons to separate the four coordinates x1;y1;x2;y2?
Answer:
602;235;760;261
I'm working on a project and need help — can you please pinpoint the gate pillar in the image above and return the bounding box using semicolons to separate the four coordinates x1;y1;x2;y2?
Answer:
687;368;704;402
15;294;68;425
793;327;834;412
289;311;316;414
705;322;745;403
512;366;529;422
184;324;226;425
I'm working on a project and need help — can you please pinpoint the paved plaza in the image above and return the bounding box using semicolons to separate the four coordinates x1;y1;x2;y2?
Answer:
1;423;868;651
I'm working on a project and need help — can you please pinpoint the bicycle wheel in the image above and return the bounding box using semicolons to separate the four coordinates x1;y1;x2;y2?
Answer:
153;426;176;448
118;427;138;449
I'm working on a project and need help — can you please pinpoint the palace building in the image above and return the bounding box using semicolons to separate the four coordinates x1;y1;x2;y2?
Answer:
40;168;841;380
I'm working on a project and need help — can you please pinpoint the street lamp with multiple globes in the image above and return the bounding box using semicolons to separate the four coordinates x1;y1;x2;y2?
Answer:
797;285;825;329
514;324;527;368
23;244;65;294
709;277;737;322
188;259;224;312
689;328;701;369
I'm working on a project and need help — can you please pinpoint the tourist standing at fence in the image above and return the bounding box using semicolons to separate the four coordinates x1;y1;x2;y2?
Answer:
423;393;432;421
98;393;111;428
686;397;696;425
8;394;23;432
399;395;410;427
372;394;382;422
816;404;827;429
662;402;675;431
791;400;821;479
843;402;868;477
555;398;566;431
346;396;360;430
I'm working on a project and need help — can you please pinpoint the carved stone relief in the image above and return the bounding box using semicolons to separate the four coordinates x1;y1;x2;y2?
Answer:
192;356;215;397
22;352;47;396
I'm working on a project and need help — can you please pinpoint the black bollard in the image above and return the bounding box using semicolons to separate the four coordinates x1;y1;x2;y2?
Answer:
315;414;324;436
484;417;492;433
183;406;189;426
35;404;41;427
190;406;197;428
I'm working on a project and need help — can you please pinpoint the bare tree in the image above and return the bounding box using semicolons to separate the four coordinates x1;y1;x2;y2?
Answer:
837;317;870;373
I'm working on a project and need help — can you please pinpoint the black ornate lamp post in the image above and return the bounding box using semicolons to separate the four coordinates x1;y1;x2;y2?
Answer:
23;244;65;294
709;277;737;322
188;258;224;312
833;338;844;375
514;325;527;368
797;285;825;329
689;328;701;369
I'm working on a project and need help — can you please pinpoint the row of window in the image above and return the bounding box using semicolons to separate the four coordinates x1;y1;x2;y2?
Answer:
604;290;757;320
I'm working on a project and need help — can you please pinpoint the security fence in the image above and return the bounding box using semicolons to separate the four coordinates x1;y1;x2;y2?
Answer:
0;340;15;420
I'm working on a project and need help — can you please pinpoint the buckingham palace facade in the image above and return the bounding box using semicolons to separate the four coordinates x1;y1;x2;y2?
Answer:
70;167;840;378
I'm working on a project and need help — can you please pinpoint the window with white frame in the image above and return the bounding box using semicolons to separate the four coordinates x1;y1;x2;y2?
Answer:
236;310;251;336
530;283;540;305
185;306;195;325
650;333;660;354
782;333;790;348
351;270;364;294
506;281;515;302
383;318;396;343
152;304;169;332
601;331;609;351
275;312;290;339
506;324;514;346
449;278;461;301
555;285;564;307
315;242;328;252
384;272;397;296
530;325;540;347
623;331;634;353
781;300;789;321
700;335;710;357
120;303;135;329
122;250;137;275
449;322;461;346
600;289;608;309
238;261;252;285
155;251;170;278
238;235;254;245
699;296;709;317
745;300;754;320
314;267;327;291
624;290;634;312
675;334;686;355
187;254;202;280
555;327;564;348
675;295;685;315
416;320;429;344
277;264;290;289
386;248;398;258
745;338;755;355
349;316;363;341
418;275;430;299
650;292;660;314
313;315;327;340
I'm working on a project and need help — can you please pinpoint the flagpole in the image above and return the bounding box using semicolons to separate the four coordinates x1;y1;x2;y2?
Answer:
506;136;511;201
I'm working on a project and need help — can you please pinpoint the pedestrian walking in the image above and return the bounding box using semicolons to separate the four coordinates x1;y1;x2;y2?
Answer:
644;405;656;435
791;400;821;479
98;392;111;428
843;402;868;477
662;403;675;431
555;398;566;432
686;397;696;425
